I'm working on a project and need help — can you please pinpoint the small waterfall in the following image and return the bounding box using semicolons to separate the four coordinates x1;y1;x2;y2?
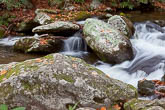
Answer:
63;31;87;52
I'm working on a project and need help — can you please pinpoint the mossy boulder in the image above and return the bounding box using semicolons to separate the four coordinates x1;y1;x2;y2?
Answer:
108;15;135;38
83;18;133;64
0;53;137;109
73;11;91;21
14;36;63;53
0;27;5;38
124;98;165;110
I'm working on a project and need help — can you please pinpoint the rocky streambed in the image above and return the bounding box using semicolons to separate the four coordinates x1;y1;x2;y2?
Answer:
0;10;165;110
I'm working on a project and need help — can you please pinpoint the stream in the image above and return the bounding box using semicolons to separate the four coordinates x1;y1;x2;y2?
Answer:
0;12;165;90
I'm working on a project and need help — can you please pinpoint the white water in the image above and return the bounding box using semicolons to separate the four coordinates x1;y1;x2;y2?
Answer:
96;21;165;87
0;37;22;46
61;31;88;57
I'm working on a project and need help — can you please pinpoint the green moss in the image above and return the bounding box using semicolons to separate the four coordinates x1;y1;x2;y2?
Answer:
73;11;91;21
44;54;54;60
54;74;75;83
128;84;138;98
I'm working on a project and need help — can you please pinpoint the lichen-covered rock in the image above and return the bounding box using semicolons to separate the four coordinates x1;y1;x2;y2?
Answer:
34;9;52;25
0;27;5;38
32;21;80;33
108;15;135;38
14;36;63;53
124;98;165;110
0;53;137;110
83;18;133;64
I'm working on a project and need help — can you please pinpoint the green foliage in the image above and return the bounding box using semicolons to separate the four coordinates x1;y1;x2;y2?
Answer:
0;0;32;10
68;102;79;110
0;104;25;110
74;0;84;3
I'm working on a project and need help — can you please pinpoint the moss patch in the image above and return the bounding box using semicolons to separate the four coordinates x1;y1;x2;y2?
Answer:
54;74;75;83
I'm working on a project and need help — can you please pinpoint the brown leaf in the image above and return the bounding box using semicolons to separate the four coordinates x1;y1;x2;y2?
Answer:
0;70;7;75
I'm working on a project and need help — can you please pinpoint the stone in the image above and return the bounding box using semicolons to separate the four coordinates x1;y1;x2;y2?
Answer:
34;11;52;25
90;0;101;10
138;79;155;96
108;15;135;38
124;98;165;110
83;18;133;64
14;35;63;53
0;53;137;109
32;21;80;34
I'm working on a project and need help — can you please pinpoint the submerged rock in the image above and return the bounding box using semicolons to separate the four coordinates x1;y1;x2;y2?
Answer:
32;21;80;34
108;15;135;38
0;53;137;110
83;18;133;64
124;98;165;110
14;35;63;53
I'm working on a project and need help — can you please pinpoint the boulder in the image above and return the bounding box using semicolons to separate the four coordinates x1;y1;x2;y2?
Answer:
0;53;137;110
32;21;80;34
108;15;135;38
83;18;133;64
0;27;5;38
34;10;52;25
14;35;63;53
153;20;165;27
124;98;165;110
138;79;155;96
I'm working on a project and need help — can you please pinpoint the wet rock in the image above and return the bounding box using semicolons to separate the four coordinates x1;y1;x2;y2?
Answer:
32;21;80;34
108;15;135;38
161;74;165;82
138;79;155;96
153;20;165;27
156;86;165;94
83;18;133;64
0;27;5;38
14;35;63;53
124;98;165;110
34;9;52;25
0;53;137;110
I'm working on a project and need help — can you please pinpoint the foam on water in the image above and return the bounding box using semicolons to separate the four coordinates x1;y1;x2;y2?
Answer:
0;37;21;46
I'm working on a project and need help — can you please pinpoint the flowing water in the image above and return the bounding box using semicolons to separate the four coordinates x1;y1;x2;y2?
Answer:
1;12;165;89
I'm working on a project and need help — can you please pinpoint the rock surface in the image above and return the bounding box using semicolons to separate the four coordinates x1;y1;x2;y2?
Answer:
0;53;137;110
138;79;155;96
34;10;52;25
124;98;165;110
14;35;63;53
108;15;135;38
83;18;133;64
32;21;80;33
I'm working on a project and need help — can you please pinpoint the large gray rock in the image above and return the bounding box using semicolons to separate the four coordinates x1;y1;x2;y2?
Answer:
0;53;137;110
83;18;133;64
124;98;165;110
108;15;135;38
32;21;80;33
14;35;63;53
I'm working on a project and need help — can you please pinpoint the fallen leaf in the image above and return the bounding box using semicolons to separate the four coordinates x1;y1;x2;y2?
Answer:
113;104;121;110
0;70;7;75
35;58;42;63
100;107;106;110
